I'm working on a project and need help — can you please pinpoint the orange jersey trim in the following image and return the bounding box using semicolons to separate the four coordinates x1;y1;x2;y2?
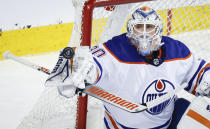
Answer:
187;109;210;128
103;43;191;64
192;63;210;95
94;68;100;83
158;47;162;58
105;111;119;129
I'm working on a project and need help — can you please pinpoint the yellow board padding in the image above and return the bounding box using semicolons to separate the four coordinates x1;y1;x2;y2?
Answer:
0;23;73;59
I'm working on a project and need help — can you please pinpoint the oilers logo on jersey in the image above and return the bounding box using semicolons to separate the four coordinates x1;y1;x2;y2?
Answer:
142;79;175;115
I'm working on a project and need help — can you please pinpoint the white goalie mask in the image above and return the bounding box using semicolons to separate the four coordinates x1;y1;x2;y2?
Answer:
127;6;164;56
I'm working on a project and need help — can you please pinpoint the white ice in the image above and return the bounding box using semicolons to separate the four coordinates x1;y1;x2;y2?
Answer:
0;52;59;129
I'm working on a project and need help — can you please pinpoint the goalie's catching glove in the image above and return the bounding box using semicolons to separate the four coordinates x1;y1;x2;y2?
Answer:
57;46;98;98
45;49;71;86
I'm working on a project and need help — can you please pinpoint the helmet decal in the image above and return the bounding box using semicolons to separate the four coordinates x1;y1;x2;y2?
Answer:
135;9;156;18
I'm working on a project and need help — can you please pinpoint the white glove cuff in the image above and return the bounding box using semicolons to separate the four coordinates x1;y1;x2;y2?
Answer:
197;71;210;97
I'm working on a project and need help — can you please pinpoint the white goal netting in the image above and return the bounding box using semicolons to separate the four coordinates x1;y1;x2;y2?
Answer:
17;0;210;129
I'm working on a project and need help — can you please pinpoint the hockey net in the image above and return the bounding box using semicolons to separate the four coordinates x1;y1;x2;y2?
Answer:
17;0;210;129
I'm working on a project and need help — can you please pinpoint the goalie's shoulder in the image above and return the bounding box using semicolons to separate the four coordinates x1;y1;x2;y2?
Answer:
162;36;192;61
90;33;126;58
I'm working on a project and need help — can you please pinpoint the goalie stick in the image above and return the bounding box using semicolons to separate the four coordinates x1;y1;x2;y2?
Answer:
3;51;51;75
3;49;186;113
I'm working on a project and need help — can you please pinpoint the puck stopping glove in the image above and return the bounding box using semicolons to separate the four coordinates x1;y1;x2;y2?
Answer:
57;46;98;98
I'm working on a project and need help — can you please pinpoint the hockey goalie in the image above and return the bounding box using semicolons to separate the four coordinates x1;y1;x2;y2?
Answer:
46;6;210;129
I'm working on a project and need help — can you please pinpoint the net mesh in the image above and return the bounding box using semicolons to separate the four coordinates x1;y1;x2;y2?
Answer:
17;0;210;129
90;0;209;59
17;87;78;129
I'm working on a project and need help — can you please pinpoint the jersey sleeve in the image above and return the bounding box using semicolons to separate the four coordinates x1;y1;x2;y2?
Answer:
162;36;210;96
90;43;111;86
182;53;210;95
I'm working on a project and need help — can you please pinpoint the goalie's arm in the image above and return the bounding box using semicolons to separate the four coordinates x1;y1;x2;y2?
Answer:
3;47;186;113
182;54;210;97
